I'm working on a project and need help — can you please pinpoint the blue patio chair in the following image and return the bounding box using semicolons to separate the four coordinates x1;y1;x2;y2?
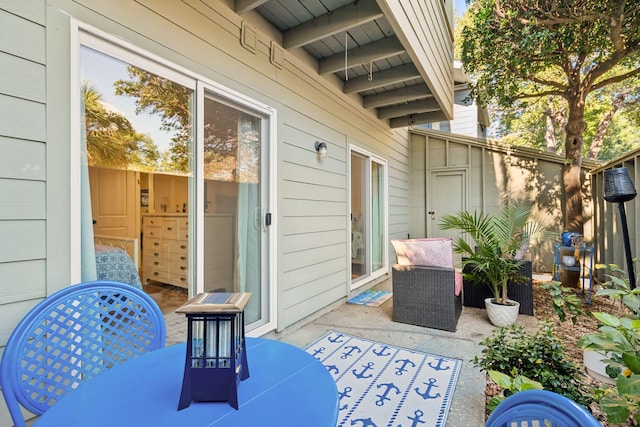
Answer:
484;389;601;427
1;280;166;427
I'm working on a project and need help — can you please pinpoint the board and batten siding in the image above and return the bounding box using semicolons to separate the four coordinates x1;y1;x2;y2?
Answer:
19;0;415;336
409;129;597;273
0;1;47;425
591;151;639;274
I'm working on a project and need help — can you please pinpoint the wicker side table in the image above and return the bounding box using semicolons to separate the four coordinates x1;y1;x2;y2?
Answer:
462;260;534;315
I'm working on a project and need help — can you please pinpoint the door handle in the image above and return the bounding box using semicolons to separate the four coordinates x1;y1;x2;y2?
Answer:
428;211;436;220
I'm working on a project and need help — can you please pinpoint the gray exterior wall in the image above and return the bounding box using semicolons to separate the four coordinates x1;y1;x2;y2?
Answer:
408;129;597;273
591;149;640;281
0;0;48;362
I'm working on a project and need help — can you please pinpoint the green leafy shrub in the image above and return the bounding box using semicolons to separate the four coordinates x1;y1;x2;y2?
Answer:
473;321;592;406
578;264;640;424
540;280;583;324
486;370;542;410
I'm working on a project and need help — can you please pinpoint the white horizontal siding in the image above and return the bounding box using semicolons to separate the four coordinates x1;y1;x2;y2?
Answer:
0;51;46;102
0;95;46;141
0;260;46;305
0;137;46;180
0;6;45;62
0;180;45;219
0;2;47;424
0;220;46;262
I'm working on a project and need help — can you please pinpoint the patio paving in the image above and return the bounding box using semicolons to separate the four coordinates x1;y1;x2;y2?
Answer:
164;276;544;426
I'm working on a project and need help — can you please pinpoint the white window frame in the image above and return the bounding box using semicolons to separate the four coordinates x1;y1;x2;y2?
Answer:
348;144;389;290
70;21;278;336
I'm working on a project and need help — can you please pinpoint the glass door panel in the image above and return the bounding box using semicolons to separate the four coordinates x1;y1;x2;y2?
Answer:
80;45;194;311
350;150;387;286
371;161;384;272
351;153;367;280
203;96;263;325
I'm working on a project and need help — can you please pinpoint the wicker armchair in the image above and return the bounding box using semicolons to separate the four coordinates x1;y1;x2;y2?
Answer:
392;265;462;332
462;260;534;315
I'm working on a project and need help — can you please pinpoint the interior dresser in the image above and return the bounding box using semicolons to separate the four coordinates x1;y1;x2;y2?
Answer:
142;214;188;288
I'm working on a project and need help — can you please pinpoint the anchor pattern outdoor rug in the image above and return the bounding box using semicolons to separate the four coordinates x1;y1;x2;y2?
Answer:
305;331;462;427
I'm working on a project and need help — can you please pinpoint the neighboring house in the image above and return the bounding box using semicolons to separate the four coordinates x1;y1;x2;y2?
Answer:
1;0;456;422
417;60;490;139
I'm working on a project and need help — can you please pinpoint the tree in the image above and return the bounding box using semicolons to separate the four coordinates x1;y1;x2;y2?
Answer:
114;66;192;173
461;0;640;234
83;82;159;169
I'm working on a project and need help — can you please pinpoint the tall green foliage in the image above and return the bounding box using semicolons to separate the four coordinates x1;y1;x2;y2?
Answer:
439;204;548;305
114;67;193;173
460;0;640;234
83;82;159;169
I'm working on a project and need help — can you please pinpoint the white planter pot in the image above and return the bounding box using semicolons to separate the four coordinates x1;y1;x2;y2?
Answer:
484;298;520;327
583;349;616;385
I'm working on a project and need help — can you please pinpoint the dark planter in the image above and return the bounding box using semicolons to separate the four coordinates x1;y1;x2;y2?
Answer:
462;260;534;315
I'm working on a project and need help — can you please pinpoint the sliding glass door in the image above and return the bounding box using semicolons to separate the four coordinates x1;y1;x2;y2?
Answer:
78;32;273;332
350;148;388;287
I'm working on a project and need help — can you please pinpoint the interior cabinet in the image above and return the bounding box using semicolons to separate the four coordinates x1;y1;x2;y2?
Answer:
142;214;189;288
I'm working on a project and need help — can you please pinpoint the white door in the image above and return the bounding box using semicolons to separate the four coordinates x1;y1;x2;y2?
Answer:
89;166;140;260
428;169;467;245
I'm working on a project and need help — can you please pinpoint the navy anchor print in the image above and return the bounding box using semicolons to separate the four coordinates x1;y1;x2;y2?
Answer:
305;331;461;427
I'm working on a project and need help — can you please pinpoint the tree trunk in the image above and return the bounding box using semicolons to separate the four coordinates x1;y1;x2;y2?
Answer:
545;109;556;151
562;96;586;288
587;92;626;159
563;97;585;233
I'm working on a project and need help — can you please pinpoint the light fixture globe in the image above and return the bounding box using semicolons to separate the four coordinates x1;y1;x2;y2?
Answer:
314;141;328;159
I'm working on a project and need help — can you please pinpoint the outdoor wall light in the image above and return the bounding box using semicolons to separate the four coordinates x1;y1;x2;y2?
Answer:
176;292;251;410
315;141;328;159
603;167;637;289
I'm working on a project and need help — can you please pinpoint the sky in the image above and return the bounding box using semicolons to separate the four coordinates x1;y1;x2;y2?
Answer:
455;0;468;17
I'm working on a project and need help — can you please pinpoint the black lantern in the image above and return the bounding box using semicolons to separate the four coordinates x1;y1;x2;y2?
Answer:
176;292;251;410
603;167;637;289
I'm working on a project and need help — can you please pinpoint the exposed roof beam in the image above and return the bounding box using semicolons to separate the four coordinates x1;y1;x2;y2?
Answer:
377;98;440;119
318;36;405;75
362;84;432;108
234;0;268;15
343;63;419;94
389;110;449;128
283;0;383;49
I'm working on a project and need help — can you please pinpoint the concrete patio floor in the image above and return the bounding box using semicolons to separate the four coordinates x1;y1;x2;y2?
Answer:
164;276;544;426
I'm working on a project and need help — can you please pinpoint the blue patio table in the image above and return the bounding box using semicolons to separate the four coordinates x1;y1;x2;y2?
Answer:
33;337;339;427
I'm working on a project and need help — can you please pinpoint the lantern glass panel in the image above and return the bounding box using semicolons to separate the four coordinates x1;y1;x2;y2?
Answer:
219;318;231;367
206;319;217;368
192;318;204;367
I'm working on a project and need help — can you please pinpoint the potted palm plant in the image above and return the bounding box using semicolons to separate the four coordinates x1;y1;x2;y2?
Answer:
439;204;548;326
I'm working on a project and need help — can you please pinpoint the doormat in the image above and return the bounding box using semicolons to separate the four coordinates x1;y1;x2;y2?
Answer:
347;290;392;307
305;331;462;427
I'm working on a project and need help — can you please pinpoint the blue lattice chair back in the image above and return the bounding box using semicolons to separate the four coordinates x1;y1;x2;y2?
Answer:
1;280;166;427
484;389;601;427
